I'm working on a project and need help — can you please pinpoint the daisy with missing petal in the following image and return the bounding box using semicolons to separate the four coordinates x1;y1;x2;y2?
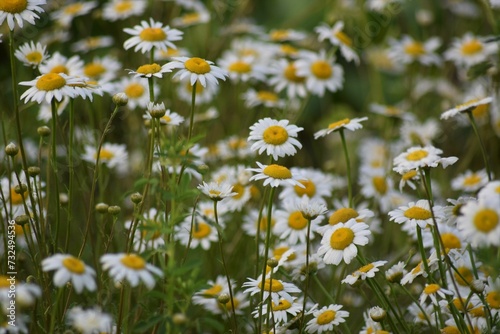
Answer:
102;0;146;21
388;35;441;66
392;145;458;174
0;0;46;30
248;118;303;160
165;56;228;88
317;218;371;265
242;276;301;305
315;21;359;64
100;253;163;289
305;304;349;333
295;50;344;97
123;18;183;54
314;117;368;139
66;306;114;334
19;73;86;104
389;199;444;230
342;260;387;285
441;96;493;120
451;169;489;193
457;200;500;247
242;88;286;109
41;254;96;294
14;41;48;68
248;162;304;188
444;33;498;68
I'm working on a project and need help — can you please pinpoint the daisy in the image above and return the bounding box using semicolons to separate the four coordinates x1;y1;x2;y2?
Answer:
215;291;250;316
51;1;97;27
342;260;387;285
444;33;498;68
401;253;439;285
0;0;46;30
317;218;371;265
398;169;420;192
457;199;500;247
484;276;500;317
248;162;304;188
392;145;458;174
82;143;128;173
315;21;359;64
267;59;307;99
123;18;183;54
38;52;84;76
176;78;220;104
192;276;231;311
248;118;303;160
446;250;483;296
127;62;172;79
144;108;184;126
41;254;96;293
389;199;444;230
451;169;489;193
242;207;276;237
242;88;286;109
14;41;48;68
314;117;368;139
388;35;441;66
296;196;328;220
305;304;349;333
385;261;407;284
114;77;155;109
291;253;326;282
319;206;374;234
102;0;146;21
154;46;190;61
217;53;267;83
164;56;228;88
273;199;323;244
83;56;122;84
171;10;210;28
71;35;114;53
254;297;303;325
295;50;344;97
100;253;163;289
242;276;301;305
197;181;236;202
267;28;307;42
19;73;86;104
478;180;500;207
369;102;415;121
0;278;41;309
175;216;218;250
400;119;440;146
420;283;454;306
358;168;397;213
66;306;114;334
441;96;493;120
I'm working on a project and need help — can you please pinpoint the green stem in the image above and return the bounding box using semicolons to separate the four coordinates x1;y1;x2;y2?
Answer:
50;99;61;249
300;218;312;332
339;129;353;208
312;274;335;304
49;288;64;333
65;99;75;252
466;111;492;181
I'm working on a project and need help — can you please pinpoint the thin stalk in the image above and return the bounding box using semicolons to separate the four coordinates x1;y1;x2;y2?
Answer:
65;99;75;252
312;274;335;304
466;111;492;181
339;129;353;208
50;99;61;249
177;82;197;184
300;218;312;332
48;288;64;333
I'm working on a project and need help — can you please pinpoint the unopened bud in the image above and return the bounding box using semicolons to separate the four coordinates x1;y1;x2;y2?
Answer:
267;258;279;268
59;193;69;205
148;102;166;118
369;306;386;322
28;166;40;177
217;293;231;305
37;126;51;137
471;279;485;294
172;313;187;325
15;214;30;226
113;92;128;106
95;203;109;213
108;205;121;215
5;142;19;156
14;184;28;195
130;192;143;204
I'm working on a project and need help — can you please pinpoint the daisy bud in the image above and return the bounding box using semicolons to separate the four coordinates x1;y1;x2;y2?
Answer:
95;203;109;214
130;192;143;204
108;205;121;215
26;275;36;284
14;184;28;195
37;126;51;137
5;142;19;156
28;166;41;177
172;313;188;325
112;92;128;106
15;214;30;226
369;306;386;322
59;193;69;205
471;279;485;294
217;293;231;305
147;102;166;118
267;258;279;268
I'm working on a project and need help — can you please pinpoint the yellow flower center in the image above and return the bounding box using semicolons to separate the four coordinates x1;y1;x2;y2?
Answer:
263;164;292;179
372;176;388;195
288;211;308;230
317;310;336;325
329;208;358;226
258;217;275;231
162;115;172;123
270;30;289;41
10;187;28;205
0;276;14;288
310;60;332;79
36;73;67;91
454;267;473;287
404;206;432;220
258;278;284;292
263;125;289;145
203;284;222;296
64;3;83;15
139;27;166;42
404;42;426;56
486;291;500;309
185;57;211;74
62;256;86;274
125;82;145;98
0;0;27;13
186;80;205;93
257;90;278;102
120;254;146;270
141;229;161;240
284;63;305;83
294;179;316;198
228;60;251;73
231;183;245;200
461;39;483;55
472;104;489;118
15;224;27;236
330;227;355;250
280;44;298;55
452;297;471;312
136;63;161;75
335;30;352;47
463;174;481;186
442;326;461;334
402;170;417;181
115;1;133;13
180;12;201;25
95;148;115;161
441;233;461;251
192;222;211;239
220;297;240;310
272;299;292;311
84;63;106;78
25;51;43;64
469;306;485;317
50;64;69;74
328;118;350;129
473;209;498;233
406;149;428;161
273;246;296;261
423;283;440;295
358;263;375;273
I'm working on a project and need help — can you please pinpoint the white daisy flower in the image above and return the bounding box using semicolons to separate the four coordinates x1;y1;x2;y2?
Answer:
296;196;328;220
242;88;286;109
123;18;183;54
401;253;439;285
175;216;218;250
400;118;440;146
242;207;276;237
19;73;87;104
369;102;415;121
171;9;210;28
0;278;41;308
385;261;407;284
420;283;454;306
441;96;493;120
445;249;484;296
317;218;371;265
100;253;163;289
444;33;498;68
82;143;128;173
273;199;323;245
248;118;303;160
114;77;156;109
253;297;302;325
389;199;444;230
66;306;114;334
41;254;96;294
393;145;458;174
358;168;397;213
388;35;441;66
318;206;374;235
267;59;307;99
217;52;267;83
83;56;122;84
315;21;359;64
267;28;307;42
305;304;349;333
14;41;48;68
197;181;236;201
144;108;185;126
38;52;84;76
0;0;46;30
192;276;231;310
51;1;97;27
248;162;305;188
295;50;344;97
398;169;420;192
457;200;500;247
127;62;172;79
477;180;500;207
71;35;114;53
451;169;489;193
102;0;146;21
342;260;387;285
242;276;301;305
314;117;368;139
165;56;228;88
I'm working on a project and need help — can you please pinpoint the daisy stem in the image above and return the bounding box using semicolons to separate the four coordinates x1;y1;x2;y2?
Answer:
254;187;269;278
65;99;75;252
213;200;238;333
312;274;335;304
116;284;127;334
399;285;435;330
50;99;62;249
148;77;155;102
48;287;64;334
187;81;197;142
466;111;492;181
300;218;312;332
258;186;276;334
416;226;432;278
339;129;353;208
